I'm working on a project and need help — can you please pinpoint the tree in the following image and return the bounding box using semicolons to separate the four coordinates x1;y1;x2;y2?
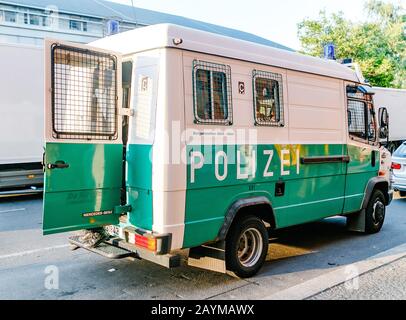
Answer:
297;0;406;88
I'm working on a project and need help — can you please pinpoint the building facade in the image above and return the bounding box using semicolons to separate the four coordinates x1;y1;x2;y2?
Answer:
0;0;291;49
0;1;141;45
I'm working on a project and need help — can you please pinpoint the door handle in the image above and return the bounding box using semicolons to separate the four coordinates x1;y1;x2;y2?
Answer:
371;151;376;167
47;161;69;170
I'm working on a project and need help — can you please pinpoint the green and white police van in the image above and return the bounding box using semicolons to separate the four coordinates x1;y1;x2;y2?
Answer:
43;24;393;278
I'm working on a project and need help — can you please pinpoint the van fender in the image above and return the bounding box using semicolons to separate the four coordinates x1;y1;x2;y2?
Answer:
217;196;273;241
361;177;391;209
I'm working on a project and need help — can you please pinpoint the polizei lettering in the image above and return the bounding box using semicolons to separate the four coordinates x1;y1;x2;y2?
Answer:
190;147;300;184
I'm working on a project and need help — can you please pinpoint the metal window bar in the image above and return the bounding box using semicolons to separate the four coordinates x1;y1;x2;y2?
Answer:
253;70;284;127
192;60;233;125
366;101;376;143
51;44;118;140
347;86;376;144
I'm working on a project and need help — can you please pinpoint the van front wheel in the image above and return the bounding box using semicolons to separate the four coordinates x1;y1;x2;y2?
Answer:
225;215;268;278
365;189;386;234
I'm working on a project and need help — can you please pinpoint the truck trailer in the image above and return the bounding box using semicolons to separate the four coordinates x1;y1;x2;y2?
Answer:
373;87;406;153
0;43;44;195
42;24;392;278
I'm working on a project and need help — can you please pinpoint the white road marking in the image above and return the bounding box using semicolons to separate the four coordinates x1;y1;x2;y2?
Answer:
0;244;69;260
263;242;406;300
0;208;26;214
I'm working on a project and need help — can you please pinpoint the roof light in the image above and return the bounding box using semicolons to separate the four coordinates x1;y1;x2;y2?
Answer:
324;43;336;60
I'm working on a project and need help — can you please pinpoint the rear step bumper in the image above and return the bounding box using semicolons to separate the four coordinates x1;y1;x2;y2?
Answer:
69;235;181;269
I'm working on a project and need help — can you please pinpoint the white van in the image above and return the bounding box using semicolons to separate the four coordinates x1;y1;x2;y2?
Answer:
42;24;392;278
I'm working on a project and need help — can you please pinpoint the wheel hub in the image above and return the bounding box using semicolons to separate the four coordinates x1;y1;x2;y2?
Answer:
372;200;385;225
237;228;263;268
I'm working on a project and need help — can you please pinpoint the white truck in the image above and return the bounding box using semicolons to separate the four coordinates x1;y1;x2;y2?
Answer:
0;43;44;195
373;87;406;153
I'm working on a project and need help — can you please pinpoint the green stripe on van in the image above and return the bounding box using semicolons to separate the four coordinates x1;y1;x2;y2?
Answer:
126;144;153;230
182;144;377;248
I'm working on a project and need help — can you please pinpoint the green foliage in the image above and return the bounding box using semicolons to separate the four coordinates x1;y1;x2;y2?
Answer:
298;0;406;88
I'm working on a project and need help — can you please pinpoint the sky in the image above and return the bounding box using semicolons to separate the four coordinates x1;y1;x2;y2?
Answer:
108;0;404;50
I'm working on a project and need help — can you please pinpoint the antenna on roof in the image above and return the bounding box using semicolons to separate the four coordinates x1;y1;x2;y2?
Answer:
130;0;137;27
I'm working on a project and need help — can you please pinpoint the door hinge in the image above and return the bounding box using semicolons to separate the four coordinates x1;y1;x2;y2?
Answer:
114;204;132;215
119;108;134;117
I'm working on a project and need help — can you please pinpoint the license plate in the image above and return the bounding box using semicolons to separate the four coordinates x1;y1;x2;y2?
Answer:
105;225;120;237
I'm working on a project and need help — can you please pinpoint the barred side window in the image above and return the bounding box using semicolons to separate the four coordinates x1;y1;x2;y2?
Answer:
347;86;376;143
347;100;367;139
193;60;232;125
253;70;284;127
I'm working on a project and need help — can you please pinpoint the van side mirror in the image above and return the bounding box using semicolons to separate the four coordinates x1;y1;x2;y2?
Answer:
378;107;389;140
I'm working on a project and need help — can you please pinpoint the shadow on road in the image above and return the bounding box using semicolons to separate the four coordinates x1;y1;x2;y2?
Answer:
0;193;43;204
258;198;406;277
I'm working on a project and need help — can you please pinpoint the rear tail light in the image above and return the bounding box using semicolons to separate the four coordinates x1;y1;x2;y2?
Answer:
392;163;401;170
134;234;157;251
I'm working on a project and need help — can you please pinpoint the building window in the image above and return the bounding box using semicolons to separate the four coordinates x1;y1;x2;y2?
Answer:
69;20;81;30
29;14;40;26
347;86;376;143
69;19;87;32
4;10;16;23
192;60;232;125
253;70;284;127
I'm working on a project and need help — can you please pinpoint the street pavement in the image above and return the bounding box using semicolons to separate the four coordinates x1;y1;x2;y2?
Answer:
0;194;405;300
310;257;406;300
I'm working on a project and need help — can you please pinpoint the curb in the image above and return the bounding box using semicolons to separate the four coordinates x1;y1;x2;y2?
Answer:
262;242;406;300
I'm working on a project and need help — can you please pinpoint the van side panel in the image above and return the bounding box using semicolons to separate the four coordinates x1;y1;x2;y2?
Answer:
181;52;347;249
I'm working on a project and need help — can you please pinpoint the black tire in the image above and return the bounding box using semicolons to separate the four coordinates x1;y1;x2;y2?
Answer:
365;189;386;234
399;191;406;198
225;215;268;278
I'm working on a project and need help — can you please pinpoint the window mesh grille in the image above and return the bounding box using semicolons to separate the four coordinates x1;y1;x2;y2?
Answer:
347;86;376;143
51;44;118;140
253;70;284;127
192;60;233;125
348;100;367;139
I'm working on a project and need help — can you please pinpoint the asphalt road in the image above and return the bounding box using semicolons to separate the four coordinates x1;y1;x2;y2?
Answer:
0;194;405;300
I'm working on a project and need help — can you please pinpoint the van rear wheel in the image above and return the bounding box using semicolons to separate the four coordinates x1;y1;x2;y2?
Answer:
225;215;268;278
